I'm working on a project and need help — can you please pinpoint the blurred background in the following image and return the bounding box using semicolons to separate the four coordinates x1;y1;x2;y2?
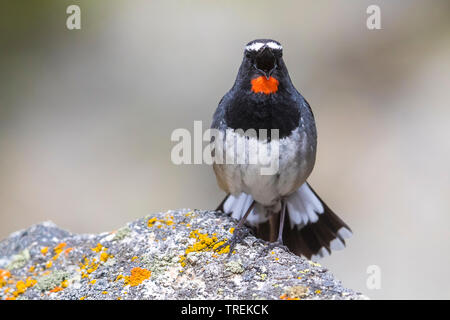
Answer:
1;0;449;299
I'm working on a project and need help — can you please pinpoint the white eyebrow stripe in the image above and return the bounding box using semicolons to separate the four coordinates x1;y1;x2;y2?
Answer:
245;42;265;51
267;42;282;50
245;41;283;51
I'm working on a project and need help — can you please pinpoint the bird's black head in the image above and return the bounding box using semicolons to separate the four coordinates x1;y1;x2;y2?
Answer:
220;39;302;138
235;39;291;95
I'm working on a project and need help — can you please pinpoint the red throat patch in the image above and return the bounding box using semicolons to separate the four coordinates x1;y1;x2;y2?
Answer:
251;76;279;94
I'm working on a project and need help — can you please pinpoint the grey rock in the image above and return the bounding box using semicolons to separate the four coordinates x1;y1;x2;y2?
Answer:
0;209;367;300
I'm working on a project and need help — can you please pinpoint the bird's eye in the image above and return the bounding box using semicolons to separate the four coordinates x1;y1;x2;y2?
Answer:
245;51;252;58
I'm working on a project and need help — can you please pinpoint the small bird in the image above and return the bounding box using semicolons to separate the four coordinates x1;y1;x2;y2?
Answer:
211;39;352;260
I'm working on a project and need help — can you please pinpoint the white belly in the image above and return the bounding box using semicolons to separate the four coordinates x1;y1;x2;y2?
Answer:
213;128;315;207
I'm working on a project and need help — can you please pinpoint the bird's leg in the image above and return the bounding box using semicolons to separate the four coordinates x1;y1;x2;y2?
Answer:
259;199;289;255
215;200;255;257
215;194;230;212
276;199;286;243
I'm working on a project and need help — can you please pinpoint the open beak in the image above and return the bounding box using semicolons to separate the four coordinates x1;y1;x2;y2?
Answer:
254;46;277;79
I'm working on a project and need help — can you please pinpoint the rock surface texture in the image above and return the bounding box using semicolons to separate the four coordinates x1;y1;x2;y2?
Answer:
0;209;366;300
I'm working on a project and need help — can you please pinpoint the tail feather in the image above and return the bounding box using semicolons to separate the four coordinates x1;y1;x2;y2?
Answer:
284;183;352;260
216;182;352;261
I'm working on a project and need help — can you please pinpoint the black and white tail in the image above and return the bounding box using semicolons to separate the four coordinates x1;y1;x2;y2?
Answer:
218;183;352;261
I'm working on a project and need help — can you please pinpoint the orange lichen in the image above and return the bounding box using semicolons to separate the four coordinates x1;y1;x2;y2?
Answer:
131;256;138;262
280;293;300;300
49;286;63;293
251;76;279;94
45;261;53;269
64;248;73;256
28;266;35;273
80;296;86;300
0;270;11;288
51;244;68;261
41;247;49;256
54;243;67;255
124;267;151;287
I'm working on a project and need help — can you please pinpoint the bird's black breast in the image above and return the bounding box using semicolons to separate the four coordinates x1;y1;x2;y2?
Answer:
222;90;301;139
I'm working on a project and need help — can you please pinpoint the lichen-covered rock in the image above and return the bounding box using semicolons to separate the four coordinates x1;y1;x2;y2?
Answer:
0;209;367;300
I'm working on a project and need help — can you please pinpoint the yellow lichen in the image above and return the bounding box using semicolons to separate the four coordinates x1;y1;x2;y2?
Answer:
25;277;37;288
79;256;100;278
299;269;310;274
12;277;36;297
309;261;321;267
147;216;175;229
178;229;230;267
91;243;103;253
115;274;123;281
14;281;27;296
100;251;112;263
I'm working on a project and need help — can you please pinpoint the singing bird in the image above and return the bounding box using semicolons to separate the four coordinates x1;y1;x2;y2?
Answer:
211;39;352;260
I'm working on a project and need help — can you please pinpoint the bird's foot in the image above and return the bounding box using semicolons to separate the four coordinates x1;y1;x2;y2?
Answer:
215;227;250;258
259;240;290;257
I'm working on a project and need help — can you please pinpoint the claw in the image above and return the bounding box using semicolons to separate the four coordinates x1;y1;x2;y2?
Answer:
259;240;290;258
215;227;250;258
